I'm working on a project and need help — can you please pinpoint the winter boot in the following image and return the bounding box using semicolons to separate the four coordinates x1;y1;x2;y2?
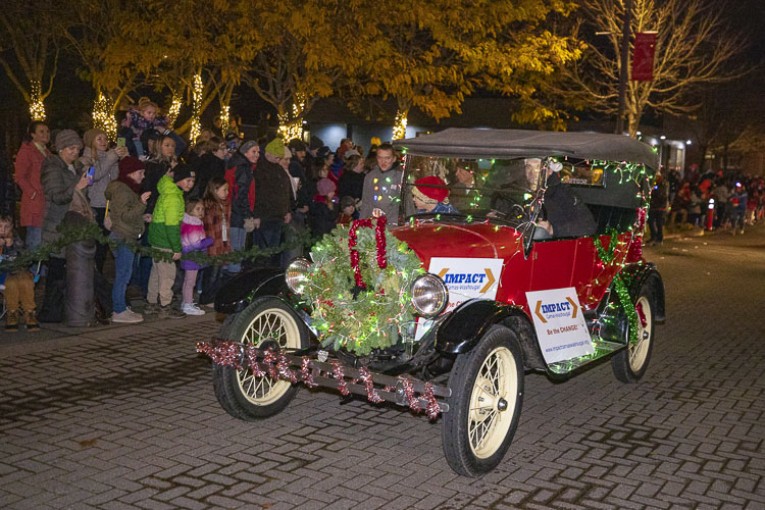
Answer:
25;310;40;332
5;309;19;332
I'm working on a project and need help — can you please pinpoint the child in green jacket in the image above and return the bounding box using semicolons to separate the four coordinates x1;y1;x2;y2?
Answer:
146;165;195;318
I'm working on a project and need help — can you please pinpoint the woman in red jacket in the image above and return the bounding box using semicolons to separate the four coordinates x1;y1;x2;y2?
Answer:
13;121;51;249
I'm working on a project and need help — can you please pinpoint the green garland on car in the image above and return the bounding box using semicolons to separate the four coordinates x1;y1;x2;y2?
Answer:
594;231;640;346
304;223;424;356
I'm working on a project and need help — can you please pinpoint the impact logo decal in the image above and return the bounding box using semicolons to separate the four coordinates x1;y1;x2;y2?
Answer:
438;267;496;294
534;297;579;323
429;258;504;310
415;258;504;340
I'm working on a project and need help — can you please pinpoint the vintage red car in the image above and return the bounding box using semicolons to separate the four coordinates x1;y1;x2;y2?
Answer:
199;128;665;477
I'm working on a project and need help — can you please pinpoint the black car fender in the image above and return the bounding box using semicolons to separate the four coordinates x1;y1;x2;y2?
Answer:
435;299;545;368
622;262;666;323
215;267;288;315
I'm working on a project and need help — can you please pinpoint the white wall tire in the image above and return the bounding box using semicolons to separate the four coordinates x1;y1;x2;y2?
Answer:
442;326;524;476
612;285;655;383
212;298;307;420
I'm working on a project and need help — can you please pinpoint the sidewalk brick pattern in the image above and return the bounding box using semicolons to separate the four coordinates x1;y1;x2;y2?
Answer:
1;230;763;509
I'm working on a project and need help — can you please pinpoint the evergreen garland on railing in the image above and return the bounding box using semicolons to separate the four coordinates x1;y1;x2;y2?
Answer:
0;223;312;273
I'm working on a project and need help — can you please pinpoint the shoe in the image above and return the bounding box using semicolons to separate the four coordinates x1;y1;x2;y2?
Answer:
112;310;144;324
25;310;40;332
181;303;206;316
143;302;160;315
739;229;745;235
159;305;186;319
5;309;19;331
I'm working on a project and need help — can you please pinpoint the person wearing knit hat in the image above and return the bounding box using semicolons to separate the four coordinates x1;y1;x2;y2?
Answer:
116;156;146;190
146;162;193;319
253;137;294;266
412;176;458;214
105;156;151;324
38;128;88;323
316;177;336;198
288;138;307;153
238;140;258;157
309;177;338;238
55;129;83;153
172;164;196;184
264;137;286;161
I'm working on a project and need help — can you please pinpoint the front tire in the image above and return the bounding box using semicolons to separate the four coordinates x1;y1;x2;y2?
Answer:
212;297;307;420
612;284;655;383
442;326;524;477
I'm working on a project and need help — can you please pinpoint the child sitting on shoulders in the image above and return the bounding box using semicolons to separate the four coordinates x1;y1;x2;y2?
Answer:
0;215;39;332
180;199;213;316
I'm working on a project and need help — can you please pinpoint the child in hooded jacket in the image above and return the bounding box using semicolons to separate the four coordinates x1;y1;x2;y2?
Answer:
180;199;212;315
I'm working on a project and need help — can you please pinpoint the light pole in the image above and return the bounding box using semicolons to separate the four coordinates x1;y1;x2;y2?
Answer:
616;0;632;135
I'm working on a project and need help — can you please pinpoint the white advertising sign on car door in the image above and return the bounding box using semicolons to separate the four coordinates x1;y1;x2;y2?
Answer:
526;287;594;364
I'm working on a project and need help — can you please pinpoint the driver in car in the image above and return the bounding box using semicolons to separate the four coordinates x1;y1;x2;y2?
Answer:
532;158;597;239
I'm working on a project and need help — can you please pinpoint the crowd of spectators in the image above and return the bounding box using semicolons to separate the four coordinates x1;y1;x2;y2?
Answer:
2;99;400;331
647;166;764;245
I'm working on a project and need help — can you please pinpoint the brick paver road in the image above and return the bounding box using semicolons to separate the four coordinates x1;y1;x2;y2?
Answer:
1;227;763;509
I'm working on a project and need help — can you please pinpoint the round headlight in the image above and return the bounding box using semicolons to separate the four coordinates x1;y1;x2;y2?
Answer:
411;273;449;318
285;257;312;295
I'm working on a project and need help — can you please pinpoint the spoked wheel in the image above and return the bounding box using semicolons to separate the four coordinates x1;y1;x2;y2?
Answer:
213;297;307;420
442;326;524;477
612;284;655;383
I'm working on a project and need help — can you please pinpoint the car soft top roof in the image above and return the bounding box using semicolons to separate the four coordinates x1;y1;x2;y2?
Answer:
395;128;658;169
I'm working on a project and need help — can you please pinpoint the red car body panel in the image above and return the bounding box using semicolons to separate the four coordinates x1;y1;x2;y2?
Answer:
393;221;638;318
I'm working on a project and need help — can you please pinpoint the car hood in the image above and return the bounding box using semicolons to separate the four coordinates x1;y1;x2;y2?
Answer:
391;221;524;266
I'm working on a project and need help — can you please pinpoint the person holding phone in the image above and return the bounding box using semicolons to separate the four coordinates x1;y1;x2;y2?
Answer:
105;157;151;323
80;128;127;274
38;129;87;323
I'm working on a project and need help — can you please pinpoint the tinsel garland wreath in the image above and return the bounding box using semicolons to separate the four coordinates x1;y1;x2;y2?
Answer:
304;217;423;355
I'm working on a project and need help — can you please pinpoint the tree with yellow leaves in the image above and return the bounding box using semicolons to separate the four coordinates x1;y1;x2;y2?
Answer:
345;0;584;138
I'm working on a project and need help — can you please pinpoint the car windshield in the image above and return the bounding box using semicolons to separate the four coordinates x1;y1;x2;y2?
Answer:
400;154;606;227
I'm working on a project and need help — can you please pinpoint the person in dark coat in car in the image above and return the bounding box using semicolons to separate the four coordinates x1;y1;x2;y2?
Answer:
534;159;597;239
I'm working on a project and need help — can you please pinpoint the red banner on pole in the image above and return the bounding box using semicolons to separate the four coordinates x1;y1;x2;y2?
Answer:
632;32;657;82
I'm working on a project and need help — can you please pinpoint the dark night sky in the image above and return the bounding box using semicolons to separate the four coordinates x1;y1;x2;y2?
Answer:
2;0;764;150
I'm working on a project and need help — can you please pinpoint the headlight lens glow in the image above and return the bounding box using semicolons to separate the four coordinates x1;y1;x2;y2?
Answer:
410;273;448;318
285;257;312;295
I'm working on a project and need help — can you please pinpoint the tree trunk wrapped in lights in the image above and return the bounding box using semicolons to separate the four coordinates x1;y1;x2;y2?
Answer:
29;81;46;121
92;92;117;140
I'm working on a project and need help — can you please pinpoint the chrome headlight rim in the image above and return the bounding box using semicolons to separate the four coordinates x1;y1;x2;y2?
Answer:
410;273;449;318
285;257;312;295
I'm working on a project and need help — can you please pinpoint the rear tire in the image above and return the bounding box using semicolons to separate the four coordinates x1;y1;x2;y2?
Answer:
612;284;655;383
442;326;524;476
212;297;307;420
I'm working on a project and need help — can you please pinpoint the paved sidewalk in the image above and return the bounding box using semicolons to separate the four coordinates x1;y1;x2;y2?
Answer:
1;227;763;509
